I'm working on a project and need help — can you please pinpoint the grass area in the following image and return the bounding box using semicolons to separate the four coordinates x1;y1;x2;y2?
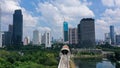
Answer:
73;51;102;59
74;54;102;59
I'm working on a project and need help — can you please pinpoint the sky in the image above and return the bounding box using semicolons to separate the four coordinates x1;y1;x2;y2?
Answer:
0;0;120;40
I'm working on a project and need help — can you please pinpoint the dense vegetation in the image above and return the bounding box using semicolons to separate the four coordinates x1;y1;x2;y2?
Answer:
1;43;120;68
96;43;120;52
0;45;60;68
96;43;120;66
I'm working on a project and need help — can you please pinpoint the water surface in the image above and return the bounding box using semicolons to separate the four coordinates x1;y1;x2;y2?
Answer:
74;58;116;68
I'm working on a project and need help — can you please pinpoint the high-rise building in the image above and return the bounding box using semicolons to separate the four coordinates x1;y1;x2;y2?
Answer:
2;33;5;46
4;31;12;46
77;23;81;45
116;35;120;45
3;24;13;46
0;5;2;47
63;21;68;43
33;30;41;45
42;31;51;48
105;33;111;44
69;28;78;44
110;25;116;45
41;34;45;44
78;18;95;48
8;24;13;32
12;10;23;45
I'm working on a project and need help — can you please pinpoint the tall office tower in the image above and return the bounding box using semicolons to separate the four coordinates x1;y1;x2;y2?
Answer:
77;23;81;45
8;24;13;32
41;34;45;44
105;33;111;44
4;24;13;46
2;33;5;46
12;10;23;45
4;31;12;46
3;24;13;46
0;5;2;47
78;18;95;48
44;31;51;48
39;33;41;45
33;30;41;45
116;35;120;45
63;21;68;43
69;28;78;44
110;25;116;45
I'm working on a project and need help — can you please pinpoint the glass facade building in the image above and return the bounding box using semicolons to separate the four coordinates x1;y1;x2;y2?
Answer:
12;10;23;45
110;25;115;44
63;21;68;42
77;18;95;48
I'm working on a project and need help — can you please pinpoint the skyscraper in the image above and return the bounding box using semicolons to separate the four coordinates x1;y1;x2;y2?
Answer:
110;25;116;45
8;24;13;32
63;21;68;42
42;31;51;48
33;30;41;45
69;28;78;44
116;35;120;45
4;31;12;46
12;10;23;45
77;23;81;45
78;18;95;48
0;5;2;47
2;33;5;46
105;33;111;44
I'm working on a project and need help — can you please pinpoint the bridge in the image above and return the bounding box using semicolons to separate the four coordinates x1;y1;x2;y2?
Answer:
102;51;114;57
58;45;71;68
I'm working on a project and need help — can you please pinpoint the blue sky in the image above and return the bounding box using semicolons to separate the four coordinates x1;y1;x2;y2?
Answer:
0;0;120;40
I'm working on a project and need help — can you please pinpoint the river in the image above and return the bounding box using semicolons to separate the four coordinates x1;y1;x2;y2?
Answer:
74;58;116;68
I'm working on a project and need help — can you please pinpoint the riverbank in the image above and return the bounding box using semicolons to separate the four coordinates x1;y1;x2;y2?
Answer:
69;60;76;68
116;61;120;67
74;58;116;68
73;54;103;59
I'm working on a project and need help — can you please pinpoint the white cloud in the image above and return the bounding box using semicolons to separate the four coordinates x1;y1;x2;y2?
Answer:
37;27;51;32
0;0;37;26
0;0;39;40
102;0;120;7
115;0;120;7
82;0;92;6
95;0;120;40
102;0;115;7
95;19;109;40
23;11;38;27
102;8;120;24
95;8;120;40
0;0;95;39
36;0;94;38
103;8;120;34
96;19;108;27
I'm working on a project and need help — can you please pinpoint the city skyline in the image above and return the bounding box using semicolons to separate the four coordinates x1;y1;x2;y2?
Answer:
0;0;120;40
0;0;120;68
